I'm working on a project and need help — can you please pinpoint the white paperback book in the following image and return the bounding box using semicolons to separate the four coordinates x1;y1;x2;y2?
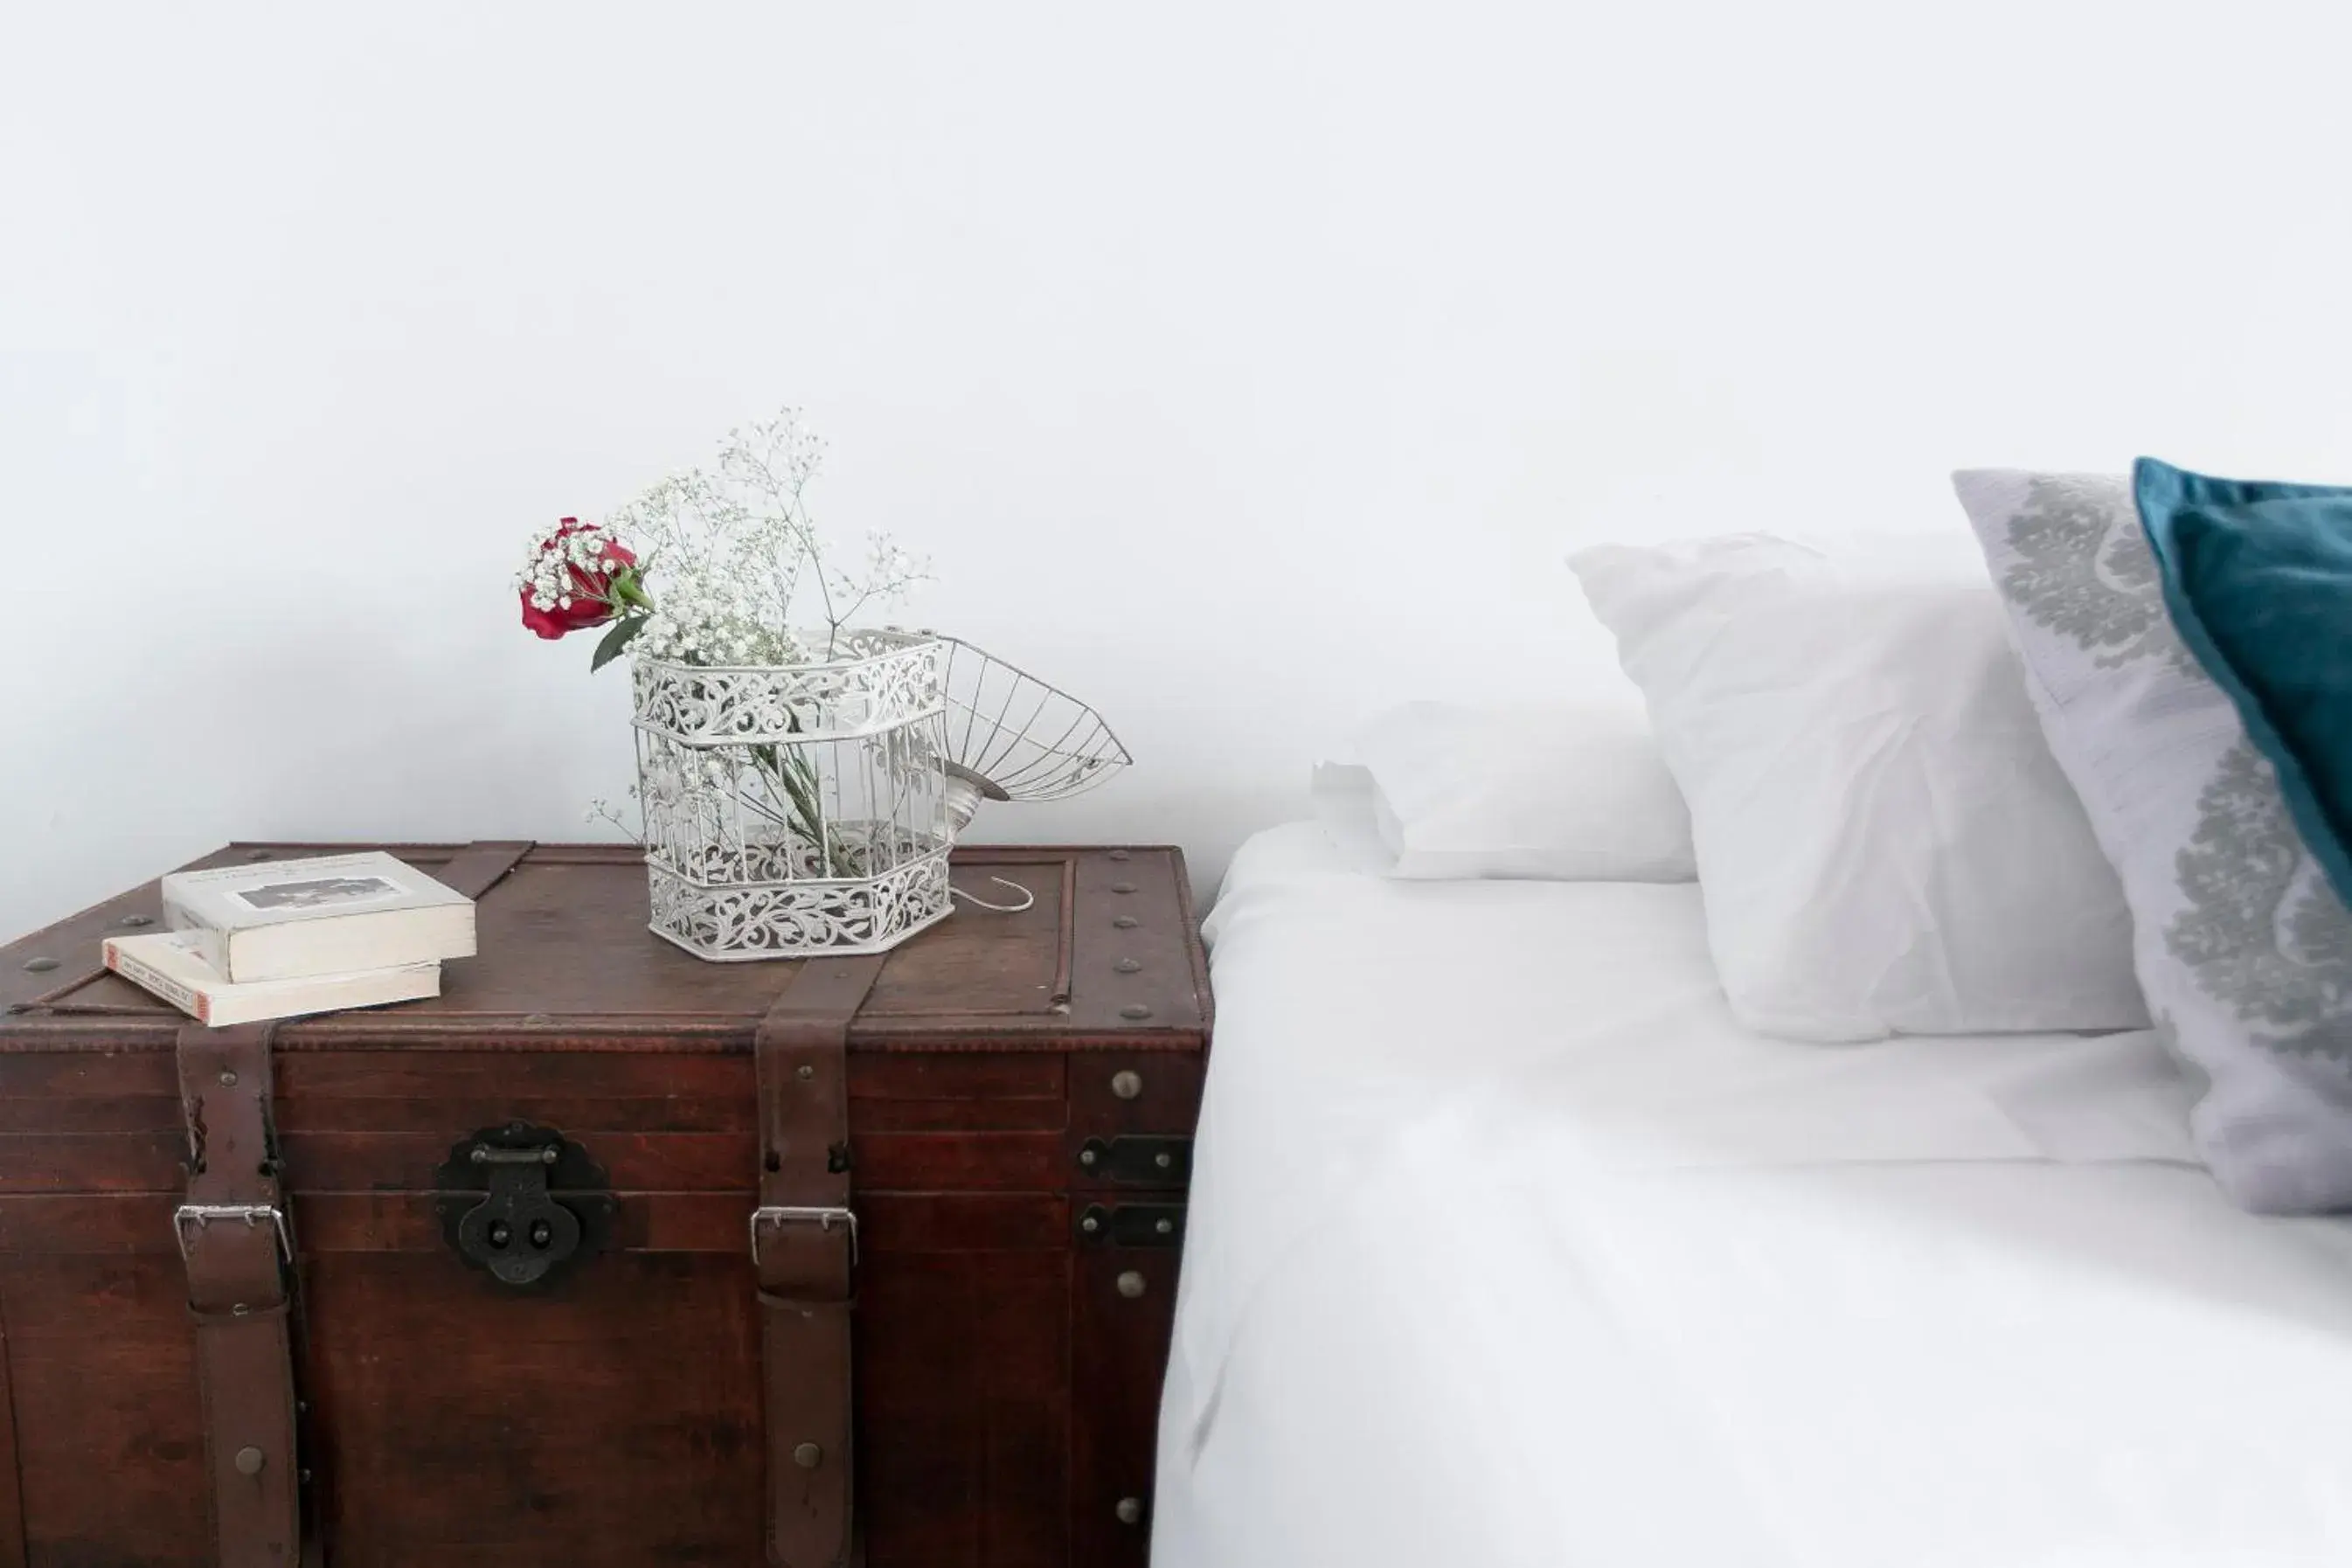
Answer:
104;930;441;1027
161;850;475;982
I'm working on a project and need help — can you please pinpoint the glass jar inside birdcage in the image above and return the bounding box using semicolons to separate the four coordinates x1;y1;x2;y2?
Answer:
630;630;952;960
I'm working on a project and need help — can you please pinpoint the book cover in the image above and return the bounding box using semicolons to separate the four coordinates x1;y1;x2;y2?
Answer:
103;931;441;1028
161;850;475;982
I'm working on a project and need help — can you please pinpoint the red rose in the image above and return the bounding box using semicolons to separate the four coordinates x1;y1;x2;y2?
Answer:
518;517;639;641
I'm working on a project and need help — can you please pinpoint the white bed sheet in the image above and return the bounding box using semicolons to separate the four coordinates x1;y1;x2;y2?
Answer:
1154;822;2352;1567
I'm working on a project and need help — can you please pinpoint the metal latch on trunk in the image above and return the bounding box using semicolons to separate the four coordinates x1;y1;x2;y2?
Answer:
434;1122;617;1290
1076;1202;1187;1248
1074;1134;1193;1185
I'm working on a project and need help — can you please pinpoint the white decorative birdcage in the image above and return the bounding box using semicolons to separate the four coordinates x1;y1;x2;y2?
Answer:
631;630;953;960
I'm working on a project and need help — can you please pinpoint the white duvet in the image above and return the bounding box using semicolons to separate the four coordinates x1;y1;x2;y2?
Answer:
1154;824;2352;1568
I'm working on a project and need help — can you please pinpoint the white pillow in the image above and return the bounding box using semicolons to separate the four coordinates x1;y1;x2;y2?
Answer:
1569;533;2147;1041
1313;701;1695;882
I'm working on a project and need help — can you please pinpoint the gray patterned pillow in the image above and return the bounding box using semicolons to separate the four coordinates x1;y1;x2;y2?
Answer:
1953;470;2352;1212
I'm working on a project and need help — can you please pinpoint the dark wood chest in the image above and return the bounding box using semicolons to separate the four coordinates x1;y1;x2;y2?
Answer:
0;842;1210;1568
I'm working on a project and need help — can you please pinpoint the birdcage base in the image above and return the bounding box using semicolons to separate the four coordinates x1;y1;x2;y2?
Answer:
644;846;954;961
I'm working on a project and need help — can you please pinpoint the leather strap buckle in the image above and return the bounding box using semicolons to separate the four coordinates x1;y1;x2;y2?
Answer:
173;1022;302;1568
749;1204;859;1268
753;954;885;1568
174;1204;294;1265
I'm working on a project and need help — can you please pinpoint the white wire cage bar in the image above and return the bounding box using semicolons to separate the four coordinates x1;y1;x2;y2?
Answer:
932;636;1132;830
630;632;953;960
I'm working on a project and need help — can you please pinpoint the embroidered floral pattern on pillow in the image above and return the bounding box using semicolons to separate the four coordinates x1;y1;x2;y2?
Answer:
2000;474;2193;673
2001;479;2352;1058
2167;739;2352;1056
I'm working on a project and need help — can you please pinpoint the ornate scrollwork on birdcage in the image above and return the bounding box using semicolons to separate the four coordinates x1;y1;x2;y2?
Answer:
632;632;944;745
643;843;951;959
631;634;953;961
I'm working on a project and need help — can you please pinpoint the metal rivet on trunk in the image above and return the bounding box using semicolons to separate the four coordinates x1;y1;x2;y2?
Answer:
793;1442;824;1469
219;1072;238;1087
1117;1270;1147;1299
21;957;57;974
1110;1070;1142;1100
1080;1212;1101;1233
1112;915;1139;930
1120;1004;1152;1022
1115;1496;1144;1525
1114;958;1141;974
1112;882;1137;894
116;913;154;928
796;1065;815;1081
233;1446;265;1475
1108;849;1131;862
1079;1148;1099;1168
1155;1218;1174;1235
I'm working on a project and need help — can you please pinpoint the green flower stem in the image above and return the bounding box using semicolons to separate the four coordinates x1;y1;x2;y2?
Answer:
749;739;842;876
609;567;656;611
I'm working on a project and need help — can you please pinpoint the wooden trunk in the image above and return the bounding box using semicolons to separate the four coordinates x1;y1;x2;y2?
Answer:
0;843;1210;1568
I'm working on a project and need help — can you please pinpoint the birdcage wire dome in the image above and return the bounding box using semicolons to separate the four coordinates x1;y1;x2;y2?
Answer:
932;635;1133;835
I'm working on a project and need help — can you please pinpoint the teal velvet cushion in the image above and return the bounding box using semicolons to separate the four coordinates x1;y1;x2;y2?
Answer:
2134;456;2352;907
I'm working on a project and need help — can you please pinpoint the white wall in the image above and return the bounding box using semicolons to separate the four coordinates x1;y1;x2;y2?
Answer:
5;0;2350;940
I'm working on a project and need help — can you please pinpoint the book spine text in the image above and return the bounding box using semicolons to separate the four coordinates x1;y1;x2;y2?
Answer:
102;940;210;1024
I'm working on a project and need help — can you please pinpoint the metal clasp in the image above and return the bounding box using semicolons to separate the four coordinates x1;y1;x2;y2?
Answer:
749;1205;859;1266
173;1203;292;1263
433;1123;614;1291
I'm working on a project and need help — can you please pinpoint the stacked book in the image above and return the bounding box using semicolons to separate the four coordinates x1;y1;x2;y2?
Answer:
103;851;477;1026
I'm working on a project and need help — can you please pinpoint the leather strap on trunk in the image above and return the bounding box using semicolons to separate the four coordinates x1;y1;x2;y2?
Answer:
175;1023;301;1568
0;1289;24;1568
434;840;534;901
753;955;885;1568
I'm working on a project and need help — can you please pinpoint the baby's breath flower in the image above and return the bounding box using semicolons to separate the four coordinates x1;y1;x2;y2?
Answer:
606;409;929;670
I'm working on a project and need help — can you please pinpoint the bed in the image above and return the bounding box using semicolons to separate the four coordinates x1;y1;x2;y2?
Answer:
1152;822;2352;1567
